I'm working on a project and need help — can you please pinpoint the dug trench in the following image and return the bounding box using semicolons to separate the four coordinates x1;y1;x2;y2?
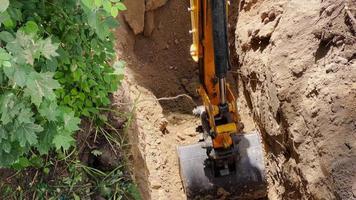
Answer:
114;0;259;199
114;0;356;199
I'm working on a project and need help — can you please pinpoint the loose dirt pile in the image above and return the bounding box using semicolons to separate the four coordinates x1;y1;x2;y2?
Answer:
233;0;356;199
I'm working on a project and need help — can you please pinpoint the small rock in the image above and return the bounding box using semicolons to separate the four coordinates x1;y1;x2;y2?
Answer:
261;11;269;21
293;133;305;144
325;63;339;73
268;11;276;21
151;182;161;189
325;4;336;16
263;17;270;24
335;56;348;64
123;0;145;34
174;39;179;44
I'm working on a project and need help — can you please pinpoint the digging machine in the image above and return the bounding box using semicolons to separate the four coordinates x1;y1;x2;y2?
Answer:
177;0;267;199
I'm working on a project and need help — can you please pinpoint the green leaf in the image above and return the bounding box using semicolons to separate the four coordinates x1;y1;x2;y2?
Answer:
0;0;9;13
0;48;11;61
29;155;43;168
3;62;32;87
2;141;11;153
17;108;34;124
62;111;81;132
53;133;74;151
115;2;127;11
39;100;59;122
24;72;61;106
43;167;50;174
73;193;81;200
0;93;21;125
12;157;31;170
88;11;99;31
111;7;118;17
103;1;112;13
0;31;14;43
38;37;59;60
6;31;36;65
36;123;57;155
3;17;14;29
23;21;39;35
6;31;59;65
11;120;43;147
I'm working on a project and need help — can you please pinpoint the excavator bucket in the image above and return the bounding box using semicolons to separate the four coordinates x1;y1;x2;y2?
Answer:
177;132;267;199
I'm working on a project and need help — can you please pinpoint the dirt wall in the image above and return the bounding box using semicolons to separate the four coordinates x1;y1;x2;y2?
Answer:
233;0;356;199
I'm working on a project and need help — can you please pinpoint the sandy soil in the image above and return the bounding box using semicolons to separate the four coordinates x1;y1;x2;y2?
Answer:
233;0;356;199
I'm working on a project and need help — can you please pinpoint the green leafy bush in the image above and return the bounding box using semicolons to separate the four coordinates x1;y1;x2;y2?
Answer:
0;0;126;167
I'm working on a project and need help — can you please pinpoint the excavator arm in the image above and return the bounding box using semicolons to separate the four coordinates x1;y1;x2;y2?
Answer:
195;0;239;150
177;0;268;199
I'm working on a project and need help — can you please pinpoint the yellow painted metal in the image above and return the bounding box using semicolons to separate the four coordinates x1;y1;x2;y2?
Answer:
216;123;237;135
189;0;201;62
214;123;237;148
213;132;233;149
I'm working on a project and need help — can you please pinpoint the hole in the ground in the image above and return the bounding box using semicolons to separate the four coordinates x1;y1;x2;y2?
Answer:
315;38;333;62
251;37;270;52
118;1;263;198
